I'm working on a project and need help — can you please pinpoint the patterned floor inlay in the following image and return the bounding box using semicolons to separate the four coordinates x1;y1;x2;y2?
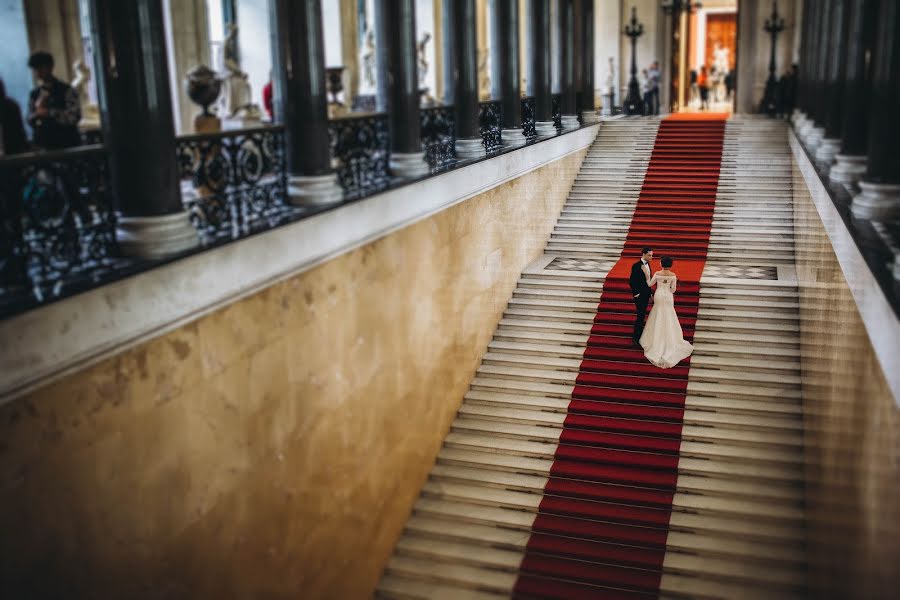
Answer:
547;257;615;272
703;265;779;280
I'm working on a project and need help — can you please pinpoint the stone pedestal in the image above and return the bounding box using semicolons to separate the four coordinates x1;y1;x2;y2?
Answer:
851;181;900;221
390;151;429;178
455;136;486;159
117;212;199;259
581;110;599;124
560;115;579;131
194;114;221;133
288;173;344;206
535;120;557;137
829;154;867;192
815;137;841;173
601;93;614;116
502;127;527;147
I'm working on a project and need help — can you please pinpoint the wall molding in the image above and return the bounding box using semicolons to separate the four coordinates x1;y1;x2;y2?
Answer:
790;130;900;405
0;125;600;403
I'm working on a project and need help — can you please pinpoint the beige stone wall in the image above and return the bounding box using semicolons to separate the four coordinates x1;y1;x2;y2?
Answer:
0;149;585;599
792;163;900;599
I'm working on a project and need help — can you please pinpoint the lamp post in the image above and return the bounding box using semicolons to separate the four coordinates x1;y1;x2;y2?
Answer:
761;1;785;116
622;6;645;115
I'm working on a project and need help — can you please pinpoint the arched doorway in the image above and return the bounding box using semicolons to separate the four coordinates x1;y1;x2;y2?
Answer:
669;0;738;113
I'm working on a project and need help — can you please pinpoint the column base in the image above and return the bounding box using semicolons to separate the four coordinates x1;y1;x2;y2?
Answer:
535;120;557;137
390;151;430;178
455;137;486;159
581;110;600;124
116;211;199;260
851;181;900;221
829;154;867;192
814;137;841;173
560;115;580;131
288;173;344;206
805;126;825;153
796;119;815;142
502;127;528;147
790;109;804;125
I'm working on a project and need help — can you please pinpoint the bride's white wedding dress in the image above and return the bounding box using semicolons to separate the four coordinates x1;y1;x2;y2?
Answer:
639;272;694;369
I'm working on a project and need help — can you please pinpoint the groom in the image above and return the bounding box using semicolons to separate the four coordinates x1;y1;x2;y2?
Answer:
629;247;653;346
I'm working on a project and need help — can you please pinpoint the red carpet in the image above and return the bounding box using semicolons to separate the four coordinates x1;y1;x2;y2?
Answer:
513;116;726;598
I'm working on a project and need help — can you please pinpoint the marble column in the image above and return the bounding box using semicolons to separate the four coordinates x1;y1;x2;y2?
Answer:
804;0;833;151
375;0;429;177
87;0;198;259
490;0;526;146
796;0;821;140
443;0;485;158
271;0;344;205
579;0;598;123
830;0;878;191
528;0;556;137
557;0;578;130
851;0;900;221
792;0;815;126
815;0;852;173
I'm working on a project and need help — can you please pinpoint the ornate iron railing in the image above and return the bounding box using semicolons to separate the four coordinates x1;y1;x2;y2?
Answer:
329;112;390;197
176;125;289;244
521;96;537;139
0;144;117;312
551;94;562;129
479;100;503;153
420;105;455;168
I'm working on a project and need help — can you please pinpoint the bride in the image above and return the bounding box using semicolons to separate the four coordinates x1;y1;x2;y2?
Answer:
639;256;694;369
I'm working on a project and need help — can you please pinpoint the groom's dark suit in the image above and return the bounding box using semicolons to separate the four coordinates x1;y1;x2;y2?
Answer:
629;259;652;343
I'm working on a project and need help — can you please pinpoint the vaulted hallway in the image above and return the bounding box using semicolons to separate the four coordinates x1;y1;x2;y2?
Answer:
378;116;809;599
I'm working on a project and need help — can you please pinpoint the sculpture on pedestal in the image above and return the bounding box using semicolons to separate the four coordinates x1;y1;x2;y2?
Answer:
602;56;617;115
185;65;223;133
417;32;434;105
478;50;491;101
71;59;100;128
220;24;262;124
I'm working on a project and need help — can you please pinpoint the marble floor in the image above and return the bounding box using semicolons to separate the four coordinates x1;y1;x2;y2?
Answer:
376;117;808;599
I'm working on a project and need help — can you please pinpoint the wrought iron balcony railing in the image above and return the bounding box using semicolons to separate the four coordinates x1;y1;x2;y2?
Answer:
176;125;289;244
0;144;118;315
1;100;590;319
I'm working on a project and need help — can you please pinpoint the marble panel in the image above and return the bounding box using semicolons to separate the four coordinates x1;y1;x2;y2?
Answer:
0;148;586;598
792;159;900;599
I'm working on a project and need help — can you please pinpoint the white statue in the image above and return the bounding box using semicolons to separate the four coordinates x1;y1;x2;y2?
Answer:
477;49;490;100
417;32;431;88
361;29;376;92
71;59;99;125
604;57;616;93
713;42;730;76
220;24;262;122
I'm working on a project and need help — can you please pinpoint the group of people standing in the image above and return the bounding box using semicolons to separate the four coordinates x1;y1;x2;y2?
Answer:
690;64;735;110
0;51;82;157
639;61;662;116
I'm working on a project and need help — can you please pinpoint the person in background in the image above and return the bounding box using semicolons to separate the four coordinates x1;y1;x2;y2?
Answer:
26;51;81;150
640;69;652;116
647;61;661;115
697;65;710;111
777;64;797;119
689;69;699;107
724;69;735;102
262;74;273;120
0;78;29;156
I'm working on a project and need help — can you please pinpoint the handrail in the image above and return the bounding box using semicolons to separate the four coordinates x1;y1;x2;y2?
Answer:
0;144;106;168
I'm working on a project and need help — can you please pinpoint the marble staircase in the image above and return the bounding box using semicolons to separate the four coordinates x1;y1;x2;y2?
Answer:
377;117;808;599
